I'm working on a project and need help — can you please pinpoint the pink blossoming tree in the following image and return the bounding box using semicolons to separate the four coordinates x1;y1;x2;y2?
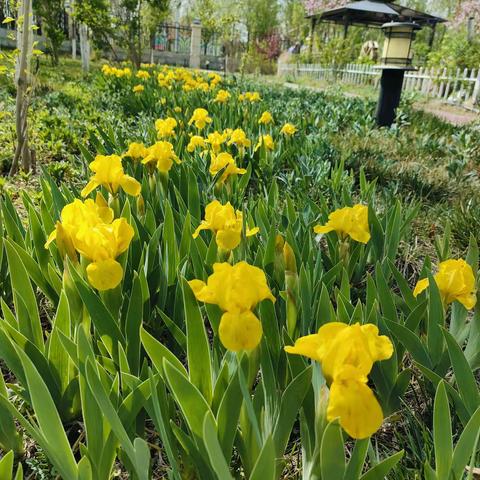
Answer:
451;1;480;29
303;0;347;16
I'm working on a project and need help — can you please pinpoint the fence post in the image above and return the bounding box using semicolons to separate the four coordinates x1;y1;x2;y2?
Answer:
468;68;477;102
471;69;480;106
189;19;201;69
443;68;451;100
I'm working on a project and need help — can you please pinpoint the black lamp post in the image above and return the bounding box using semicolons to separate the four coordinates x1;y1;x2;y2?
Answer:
376;22;421;127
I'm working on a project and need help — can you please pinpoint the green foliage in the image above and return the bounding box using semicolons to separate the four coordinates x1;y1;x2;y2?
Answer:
428;30;480;70
242;0;279;41
33;0;65;65
73;0;115;52
0;59;479;478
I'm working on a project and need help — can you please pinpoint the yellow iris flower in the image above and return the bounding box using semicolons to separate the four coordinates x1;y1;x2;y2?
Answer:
136;70;150;79
255;134;275;151
81;155;141;198
45;197;134;291
281;123;297;136
132;84;144;93
189;262;275;351
187;135;206;153
314;204;370;244
227;128;251;149
45;193;113;260
189;262;275;315
45;195;112;261
209;152;247;183
192;200;259;251
209;73;222;87
258;111;273;125
285;322;393;439
142;141;181;172
155;117;177;138
188;108;212;130
241;91;261;102
206;131;228;153
214;89;231;103
103;66;132;78
413;259;477;309
124;142;148;160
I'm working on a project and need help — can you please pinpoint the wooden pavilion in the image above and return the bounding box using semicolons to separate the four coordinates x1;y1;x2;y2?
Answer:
306;0;446;55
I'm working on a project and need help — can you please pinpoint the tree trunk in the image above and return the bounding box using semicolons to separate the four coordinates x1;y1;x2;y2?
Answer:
72;22;77;60
50;41;59;66
468;17;475;43
10;0;33;176
137;0;142;67
79;23;90;73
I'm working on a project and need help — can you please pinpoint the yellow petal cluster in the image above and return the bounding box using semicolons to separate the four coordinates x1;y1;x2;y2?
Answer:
214;89;231;103
136;70;150;80
124;142;148;160
255;134;275;151
227;128;251;149
281;123;297;136
102;65;132;78
187;135;206;153
258;111;273;125
142;141;180;172
133;84;144;93
189;262;275;351
206;131;228;153
209;152;247;183
155;117;177;138
285;322;393;439
189;108;212;130
314;204;370;244
45;197;134;291
239;91;261;102
192;200;259;251
81;155;141;198
413;259;477;309
208;72;222;87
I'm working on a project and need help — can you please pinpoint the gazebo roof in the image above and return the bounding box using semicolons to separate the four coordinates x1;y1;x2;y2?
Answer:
307;1;446;27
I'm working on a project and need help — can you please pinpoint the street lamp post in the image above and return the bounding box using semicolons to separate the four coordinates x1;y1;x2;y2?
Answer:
375;22;421;127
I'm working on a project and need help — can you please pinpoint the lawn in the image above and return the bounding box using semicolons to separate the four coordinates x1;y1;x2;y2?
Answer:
0;57;479;479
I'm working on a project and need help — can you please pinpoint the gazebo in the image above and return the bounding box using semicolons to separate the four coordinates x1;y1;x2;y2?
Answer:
306;0;446;55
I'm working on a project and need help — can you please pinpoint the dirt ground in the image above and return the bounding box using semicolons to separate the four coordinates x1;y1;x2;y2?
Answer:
415;99;479;126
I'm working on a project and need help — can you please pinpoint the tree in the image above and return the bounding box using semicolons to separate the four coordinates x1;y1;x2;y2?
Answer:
142;0;170;61
33;0;65;65
282;0;309;44
192;0;216;47
115;0;169;67
10;0;35;175
73;0;115;55
242;0;279;42
303;0;345;16
452;1;480;30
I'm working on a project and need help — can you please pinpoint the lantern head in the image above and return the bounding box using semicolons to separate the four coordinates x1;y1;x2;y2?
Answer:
379;22;421;70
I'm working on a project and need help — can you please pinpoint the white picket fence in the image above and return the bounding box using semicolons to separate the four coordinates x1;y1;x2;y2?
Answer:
278;62;480;108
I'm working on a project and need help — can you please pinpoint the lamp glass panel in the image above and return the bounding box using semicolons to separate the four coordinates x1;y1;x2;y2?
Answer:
386;36;412;60
381;25;416;67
